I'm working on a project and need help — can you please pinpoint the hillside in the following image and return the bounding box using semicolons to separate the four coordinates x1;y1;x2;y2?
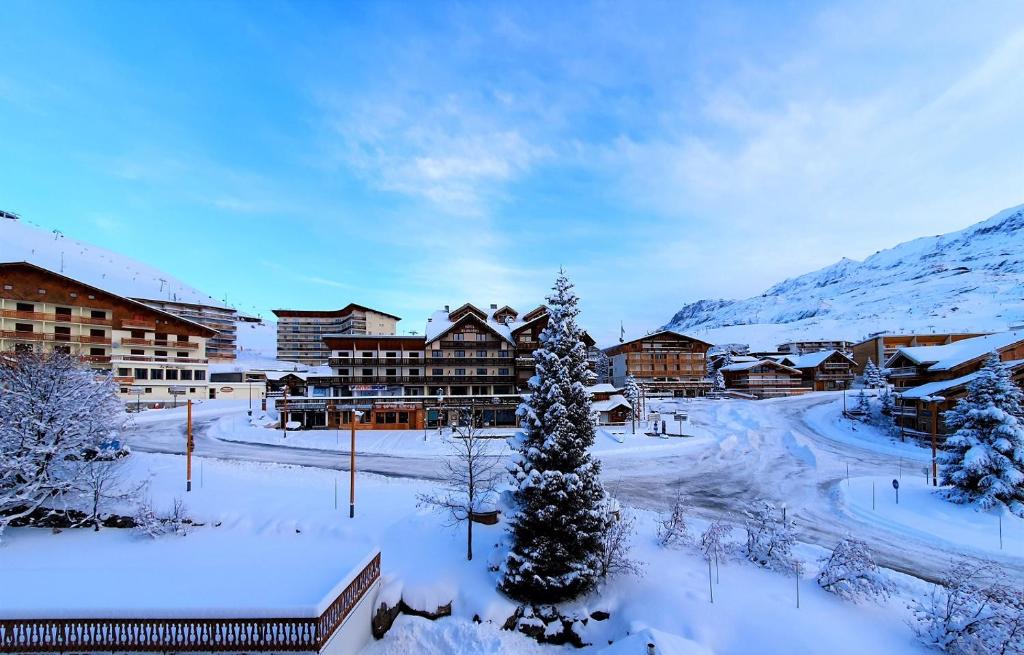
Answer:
663;204;1024;349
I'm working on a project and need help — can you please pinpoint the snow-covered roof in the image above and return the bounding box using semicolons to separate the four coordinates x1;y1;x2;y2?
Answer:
423;307;522;344
786;349;852;369
264;370;310;381
592;394;632;412
586;383;620;395
898;359;1024;400
886;331;1024;372
721;359;802;374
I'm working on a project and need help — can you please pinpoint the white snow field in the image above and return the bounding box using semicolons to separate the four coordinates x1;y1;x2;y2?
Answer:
3;392;1011;652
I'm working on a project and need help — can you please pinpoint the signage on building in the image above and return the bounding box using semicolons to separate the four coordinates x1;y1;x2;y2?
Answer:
374;402;420;410
168;386;187;396
220;387;234;393
266;391;285;398
674;413;687;422
352;385;389;391
128;386;146;395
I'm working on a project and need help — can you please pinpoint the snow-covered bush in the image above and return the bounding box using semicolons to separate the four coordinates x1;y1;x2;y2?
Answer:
911;560;1024;655
502;272;612;603
656;491;690;547
133;496;191;538
743;500;798;572
940;353;1024;517
817;537;894;603
700;519;734;581
0;351;127;539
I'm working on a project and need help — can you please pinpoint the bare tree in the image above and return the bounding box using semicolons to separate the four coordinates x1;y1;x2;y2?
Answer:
417;409;503;560
77;453;143;531
656;489;690;547
597;503;642;579
0;350;126;539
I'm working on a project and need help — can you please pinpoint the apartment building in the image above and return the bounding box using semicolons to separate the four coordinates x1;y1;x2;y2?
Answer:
851;332;987;375
275;302;600;430
779;350;857;391
884;331;1024;438
272;305;400;366
604;330;713;396
777;339;853;356
136;298;239;361
0;262;216;407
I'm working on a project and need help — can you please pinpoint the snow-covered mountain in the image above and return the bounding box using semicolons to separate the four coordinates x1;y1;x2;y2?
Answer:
663;204;1024;349
0;216;276;359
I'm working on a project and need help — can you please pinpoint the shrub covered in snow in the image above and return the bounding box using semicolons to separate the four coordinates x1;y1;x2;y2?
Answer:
911;560;1024;655
743;500;798;572
656;490;690;548
502;272;613;603
940;353;1024;517
0;351;127;539
817;537;894;603
133;496;191;538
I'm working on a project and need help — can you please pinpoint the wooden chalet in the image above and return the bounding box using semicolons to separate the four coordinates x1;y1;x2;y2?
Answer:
719;359;809;398
604;330;713;397
780;350;856;391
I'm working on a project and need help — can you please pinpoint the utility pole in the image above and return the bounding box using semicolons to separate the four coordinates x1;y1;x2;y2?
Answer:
282;387;288;438
349;410;361;518
186;399;193;492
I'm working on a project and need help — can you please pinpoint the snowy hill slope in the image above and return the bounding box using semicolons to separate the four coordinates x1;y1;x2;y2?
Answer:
664;204;1024;349
0;218;226;307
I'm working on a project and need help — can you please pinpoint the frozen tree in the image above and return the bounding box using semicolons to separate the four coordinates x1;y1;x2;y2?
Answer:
656;490;690;547
743;500;798;572
911;560;1024;655
863;359;883;389
712;368;726;393
417;411;503;561
0;351;126;538
501;271;612;603
700;519;734;583
817;537;894;603
594;350;611;384
623;373;641;419
856;389;871;416
940;353;1024;517
597;503;642;580
879;385;895;417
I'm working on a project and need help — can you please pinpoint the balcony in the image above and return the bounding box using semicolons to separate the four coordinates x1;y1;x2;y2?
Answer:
114;355;208;364
0;309;113;326
0;331;111;345
113;376;135;384
815;372;854;381
81;355;112;364
887;366;921;378
438;340;502;349
120;318;156;330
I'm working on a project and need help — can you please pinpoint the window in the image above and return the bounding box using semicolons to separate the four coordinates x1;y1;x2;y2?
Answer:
455;368;466;376
194;370;206;381
177;352;188;358
375;413;385;425
134;368;148;380
476;368;486;375
398;412;409;424
362;351;373;358
151;369;164;380
131;330;145;339
91;310;106;319
432;350;442;357
408;352;419;359
14;323;32;333
145;388;152;394
453;333;464;341
477;333;488;341
16;302;34;312
54;345;71;354
455;350;465;358
90;347;104;356
476;350;486;357
55;307;71;317
409;368;420;376
499;368;510;376
190;388;196;393
339;368;350;376
180;369;193;381
432;368;443;375
54;326;71;341
118;368;130;376
362;368;373;376
386;368;397;376
385;352;397;358
91;328;105;337
155;350;168;357
131;349;144;356
166;369;179;380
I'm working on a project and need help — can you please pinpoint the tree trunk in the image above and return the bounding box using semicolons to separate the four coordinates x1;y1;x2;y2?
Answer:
467;514;473;561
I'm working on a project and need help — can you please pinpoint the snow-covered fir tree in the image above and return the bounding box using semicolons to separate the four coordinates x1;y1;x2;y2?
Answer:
623;373;641;419
879;385;895;416
594;350;611;384
817;537;894;603
0;351;126;539
501;271;613;603
863;359;883;389
856;389;871;415
939;352;1024;517
712;368;726;392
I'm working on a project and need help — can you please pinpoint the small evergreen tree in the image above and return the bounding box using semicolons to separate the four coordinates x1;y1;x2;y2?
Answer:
713;368;726;392
879;385;895;416
856;389;871;415
863;359;883;389
501;271;612;603
623;374;641;419
939;353;1024;517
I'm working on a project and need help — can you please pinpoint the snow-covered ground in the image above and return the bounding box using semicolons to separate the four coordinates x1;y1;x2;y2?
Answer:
14;391;1011;653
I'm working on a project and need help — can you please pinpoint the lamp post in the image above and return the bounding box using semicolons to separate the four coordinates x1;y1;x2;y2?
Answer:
247;381;252;417
349;409;363;518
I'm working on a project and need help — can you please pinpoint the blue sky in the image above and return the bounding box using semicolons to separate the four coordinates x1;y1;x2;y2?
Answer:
2;1;1023;344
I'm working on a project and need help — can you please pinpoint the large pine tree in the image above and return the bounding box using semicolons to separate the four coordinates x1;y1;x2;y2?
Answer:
501;271;611;603
939;352;1024;517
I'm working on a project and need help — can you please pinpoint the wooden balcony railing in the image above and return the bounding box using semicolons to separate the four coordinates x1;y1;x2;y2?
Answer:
887;366;920;377
0;309;112;326
0;331;111;345
0;552;380;654
120;318;156;330
115;355;208;364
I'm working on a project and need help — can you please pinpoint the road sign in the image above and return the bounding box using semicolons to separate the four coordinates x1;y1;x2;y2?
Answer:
169;386;187;396
128;386;146;394
673;413;688;422
892;479;899;489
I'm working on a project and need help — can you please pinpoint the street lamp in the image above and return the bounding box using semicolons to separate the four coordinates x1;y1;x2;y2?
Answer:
349;409;363;518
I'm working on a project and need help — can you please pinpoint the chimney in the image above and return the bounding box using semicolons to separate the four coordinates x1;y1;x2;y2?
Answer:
490;303;497;309
444;305;450;312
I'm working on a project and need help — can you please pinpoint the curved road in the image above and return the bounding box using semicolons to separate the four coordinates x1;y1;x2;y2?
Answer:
127;395;1022;584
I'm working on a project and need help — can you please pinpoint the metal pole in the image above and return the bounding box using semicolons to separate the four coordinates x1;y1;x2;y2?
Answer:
282;387;288;439
708;558;714;604
186;399;193;492
931;401;938;486
349;412;357;518
872;481;875;510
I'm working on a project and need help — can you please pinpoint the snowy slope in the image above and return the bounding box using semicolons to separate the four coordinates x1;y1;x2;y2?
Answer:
664;204;1024;349
0;218;226;307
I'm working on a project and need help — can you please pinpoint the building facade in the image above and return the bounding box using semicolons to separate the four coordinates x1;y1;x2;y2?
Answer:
719;359;809;398
851;332;987;375
272;305;400;366
777;339;853;356
137;298;239;361
780;350;856;391
604;331;713;396
0;262;215;407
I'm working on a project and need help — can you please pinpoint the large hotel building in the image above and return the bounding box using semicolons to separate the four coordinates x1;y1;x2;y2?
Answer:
0;262;216;407
604;330;713;396
275;303;595;429
272;305;401;366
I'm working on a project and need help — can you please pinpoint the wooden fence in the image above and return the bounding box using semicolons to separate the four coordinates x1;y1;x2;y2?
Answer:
0;552;380;653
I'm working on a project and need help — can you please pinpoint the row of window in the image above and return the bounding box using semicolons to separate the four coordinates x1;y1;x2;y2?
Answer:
10;301;108;318
120;386;199;394
337;368;511;377
334;350;512;358
117;367;207;381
